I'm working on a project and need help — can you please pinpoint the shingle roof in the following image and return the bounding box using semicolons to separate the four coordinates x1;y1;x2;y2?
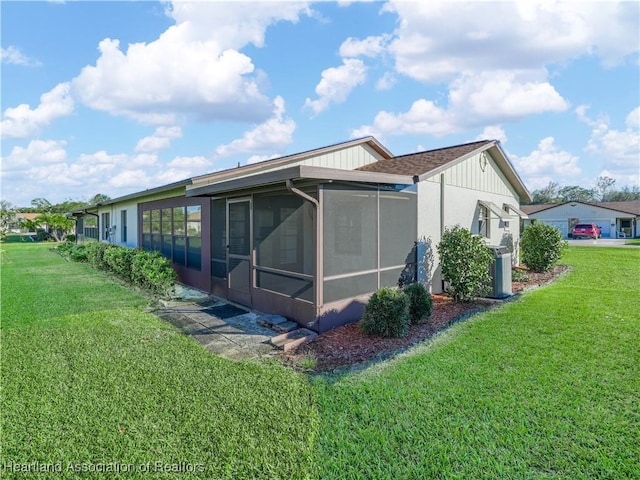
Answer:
356;140;492;176
521;200;640;216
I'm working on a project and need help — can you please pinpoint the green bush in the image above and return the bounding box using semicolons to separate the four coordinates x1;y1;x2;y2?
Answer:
403;283;433;324
84;241;111;269
130;249;176;297
360;287;410;338
511;268;530;282
103;245;136;282
437;226;493;302
521;223;567;272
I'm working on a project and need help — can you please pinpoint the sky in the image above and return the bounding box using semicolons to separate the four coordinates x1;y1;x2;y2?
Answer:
1;0;639;208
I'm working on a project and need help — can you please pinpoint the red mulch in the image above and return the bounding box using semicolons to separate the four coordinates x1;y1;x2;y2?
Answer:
281;265;569;373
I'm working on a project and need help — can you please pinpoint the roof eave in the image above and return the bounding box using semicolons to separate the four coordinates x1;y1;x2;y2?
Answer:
186;164;414;197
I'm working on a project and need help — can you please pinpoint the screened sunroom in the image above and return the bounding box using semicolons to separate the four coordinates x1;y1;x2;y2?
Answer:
187;165;418;332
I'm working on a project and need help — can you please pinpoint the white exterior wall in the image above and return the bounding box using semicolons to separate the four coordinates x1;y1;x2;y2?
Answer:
417;151;523;293
528;203;625;238
95;187;185;247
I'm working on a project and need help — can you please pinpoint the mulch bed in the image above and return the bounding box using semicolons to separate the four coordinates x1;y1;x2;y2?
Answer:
281;265;569;373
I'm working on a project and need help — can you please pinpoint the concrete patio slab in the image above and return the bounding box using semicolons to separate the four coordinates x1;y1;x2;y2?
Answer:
154;290;280;361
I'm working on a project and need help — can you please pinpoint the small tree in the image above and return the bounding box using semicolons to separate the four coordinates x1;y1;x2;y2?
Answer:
437;226;493;302
521;223;567;272
403;283;433;324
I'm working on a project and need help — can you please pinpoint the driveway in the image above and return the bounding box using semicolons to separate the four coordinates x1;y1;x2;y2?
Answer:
567;238;635;248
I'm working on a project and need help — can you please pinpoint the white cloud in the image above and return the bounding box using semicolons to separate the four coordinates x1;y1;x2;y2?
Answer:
215;96;295;157
72;2;311;125
0;139;67;172
339;34;391;58
383;1;639;83
510;137;581;189
134;126;183;153
1;83;74;139
476;126;508;144
578;105;640;185
108;169;151;188
375;72;396;90
168;155;210;170
353;70;568;138
304;58;367;115
1;46;41;66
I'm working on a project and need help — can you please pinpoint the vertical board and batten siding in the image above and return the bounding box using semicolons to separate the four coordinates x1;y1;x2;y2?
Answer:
195;144;384;187
417;151;523;293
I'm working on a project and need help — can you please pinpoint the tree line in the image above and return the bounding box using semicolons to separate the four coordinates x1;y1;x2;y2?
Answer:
0;193;111;241
527;176;640;205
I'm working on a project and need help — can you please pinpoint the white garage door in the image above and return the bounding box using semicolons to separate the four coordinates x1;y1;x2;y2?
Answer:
581;219;611;238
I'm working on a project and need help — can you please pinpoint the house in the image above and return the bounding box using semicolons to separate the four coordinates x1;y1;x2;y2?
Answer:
521;201;640;238
74;136;531;332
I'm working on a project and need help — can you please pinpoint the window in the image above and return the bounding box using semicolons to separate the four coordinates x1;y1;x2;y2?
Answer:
503;205;510;228
478;205;489;238
140;204;201;270
121;210;127;243
101;212;111;240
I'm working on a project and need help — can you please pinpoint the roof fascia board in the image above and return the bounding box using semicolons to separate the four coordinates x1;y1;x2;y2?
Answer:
191;136;393;187
187;165;414;197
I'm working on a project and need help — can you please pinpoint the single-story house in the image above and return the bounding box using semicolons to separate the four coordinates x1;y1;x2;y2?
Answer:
74;136;531;332
521;201;640;238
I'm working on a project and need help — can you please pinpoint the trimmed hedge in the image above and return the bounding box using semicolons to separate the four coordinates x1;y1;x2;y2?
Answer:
57;242;176;298
360;287;410;338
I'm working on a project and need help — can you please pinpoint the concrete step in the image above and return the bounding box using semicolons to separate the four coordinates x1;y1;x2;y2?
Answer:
272;320;299;333
270;328;318;351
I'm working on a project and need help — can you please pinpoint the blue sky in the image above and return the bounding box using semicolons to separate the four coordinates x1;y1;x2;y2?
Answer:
2;1;639;207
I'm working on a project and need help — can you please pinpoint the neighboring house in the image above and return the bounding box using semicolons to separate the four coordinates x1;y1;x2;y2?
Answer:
521;201;640;238
74;136;531;332
14;212;42;233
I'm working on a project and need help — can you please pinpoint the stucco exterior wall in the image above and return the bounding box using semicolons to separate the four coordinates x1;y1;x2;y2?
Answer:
417;152;522;293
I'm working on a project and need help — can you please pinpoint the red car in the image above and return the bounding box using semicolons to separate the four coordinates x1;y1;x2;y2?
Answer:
572;223;601;239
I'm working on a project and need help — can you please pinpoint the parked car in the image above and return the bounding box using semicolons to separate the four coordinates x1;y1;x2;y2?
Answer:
572;223;601;239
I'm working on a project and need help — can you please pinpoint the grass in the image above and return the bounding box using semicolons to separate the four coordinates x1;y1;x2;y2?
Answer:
1;244;317;479
312;247;640;479
2;244;638;479
625;238;640;246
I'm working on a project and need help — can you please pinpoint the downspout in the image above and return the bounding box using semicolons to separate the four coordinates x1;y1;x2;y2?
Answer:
440;173;445;292
285;179;321;323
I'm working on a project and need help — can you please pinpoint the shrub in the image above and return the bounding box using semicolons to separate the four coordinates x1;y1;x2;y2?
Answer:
103;246;136;282
403;283;433;324
437;226;493;302
511;268;530;282
130;249;176;297
84;241;111;270
360;287;410;338
521;223;567;272
35;230;51;242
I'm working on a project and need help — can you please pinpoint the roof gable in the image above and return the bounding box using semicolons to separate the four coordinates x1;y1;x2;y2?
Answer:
357;140;490;176
358;140;531;202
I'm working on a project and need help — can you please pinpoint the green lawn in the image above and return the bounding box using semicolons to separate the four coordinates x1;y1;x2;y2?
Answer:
2;244;638;479
625;238;640;246
312;247;640;479
0;244;317;479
